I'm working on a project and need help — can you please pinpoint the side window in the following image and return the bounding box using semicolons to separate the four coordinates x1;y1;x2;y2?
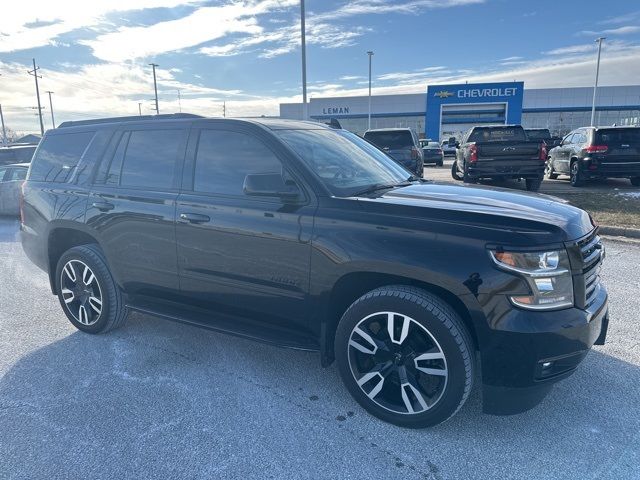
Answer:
563;134;574;145
0;167;7;181
193;129;283;196
105;132;130;186
118;129;185;189
28;132;95;182
7;168;27;181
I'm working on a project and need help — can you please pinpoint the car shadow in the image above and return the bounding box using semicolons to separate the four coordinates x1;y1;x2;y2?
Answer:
0;310;638;478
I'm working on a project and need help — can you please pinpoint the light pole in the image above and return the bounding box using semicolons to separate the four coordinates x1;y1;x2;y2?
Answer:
367;51;374;131
300;0;308;120
149;63;160;114
590;37;605;127
46;91;55;128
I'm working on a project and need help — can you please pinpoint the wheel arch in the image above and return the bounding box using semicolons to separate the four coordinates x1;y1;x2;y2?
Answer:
320;271;480;367
46;222;103;295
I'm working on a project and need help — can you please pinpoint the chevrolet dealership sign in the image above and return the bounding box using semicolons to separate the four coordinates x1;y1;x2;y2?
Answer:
456;86;518;98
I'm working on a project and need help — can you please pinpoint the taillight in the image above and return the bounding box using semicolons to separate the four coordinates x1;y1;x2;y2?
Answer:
585;145;608;154
411;147;419;160
539;142;547;161
469;144;478;163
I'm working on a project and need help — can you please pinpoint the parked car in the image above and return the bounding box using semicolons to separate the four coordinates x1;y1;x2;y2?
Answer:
525;128;561;151
0;144;37;166
440;140;457;157
419;140;444;166
451;125;547;191
21;114;608;428
0;163;28;215
546;126;640;187
363;128;424;177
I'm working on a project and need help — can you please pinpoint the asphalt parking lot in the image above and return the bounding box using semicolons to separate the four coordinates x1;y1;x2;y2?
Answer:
426;157;640;194
0;217;639;480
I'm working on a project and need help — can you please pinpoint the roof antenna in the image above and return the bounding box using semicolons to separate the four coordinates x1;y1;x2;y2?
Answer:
326;118;342;129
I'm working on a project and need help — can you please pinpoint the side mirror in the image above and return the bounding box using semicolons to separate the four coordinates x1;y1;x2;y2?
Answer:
243;173;300;200
454;142;460;148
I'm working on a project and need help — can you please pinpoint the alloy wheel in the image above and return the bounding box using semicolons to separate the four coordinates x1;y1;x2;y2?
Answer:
348;311;448;415
60;260;103;326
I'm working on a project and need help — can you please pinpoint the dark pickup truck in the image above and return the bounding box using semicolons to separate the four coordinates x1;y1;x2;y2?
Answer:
21;115;608;428
452;125;547;191
525;128;561;151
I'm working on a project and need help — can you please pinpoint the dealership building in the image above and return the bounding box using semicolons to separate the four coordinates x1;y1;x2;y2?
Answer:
279;82;640;140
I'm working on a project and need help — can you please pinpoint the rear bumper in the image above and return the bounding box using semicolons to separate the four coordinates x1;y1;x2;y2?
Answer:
580;158;640;178
468;162;545;180
480;285;608;415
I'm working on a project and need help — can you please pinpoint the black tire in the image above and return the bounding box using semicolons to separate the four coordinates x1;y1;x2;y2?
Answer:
631;177;640;187
546;163;559;180
335;286;475;428
437;160;443;167
525;178;542;192
462;163;476;184
570;160;585;187
451;160;462;181
55;244;128;334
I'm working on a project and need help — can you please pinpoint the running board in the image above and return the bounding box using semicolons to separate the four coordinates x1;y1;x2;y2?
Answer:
125;297;320;352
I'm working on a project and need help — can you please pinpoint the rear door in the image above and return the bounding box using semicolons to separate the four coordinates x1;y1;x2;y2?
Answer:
175;123;314;331
553;133;574;173
87;124;188;297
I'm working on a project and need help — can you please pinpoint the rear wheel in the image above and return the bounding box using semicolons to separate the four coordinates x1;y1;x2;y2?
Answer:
631;177;640;187
55;244;128;333
545;162;559;180
525;178;542;192
570;161;585;187
335;286;475;428
462;163;476;184
451;160;462;180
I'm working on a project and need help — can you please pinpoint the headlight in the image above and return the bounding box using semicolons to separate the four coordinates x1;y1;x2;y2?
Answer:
489;249;574;310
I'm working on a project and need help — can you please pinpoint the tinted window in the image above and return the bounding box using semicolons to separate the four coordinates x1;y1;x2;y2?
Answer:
468;127;526;142
526;129;551;141
596;128;640;145
0;167;7;181
103;132;130;186
119;129;184;189
573;133;587;144
194;130;283;196
364;131;414;150
29;132;95;182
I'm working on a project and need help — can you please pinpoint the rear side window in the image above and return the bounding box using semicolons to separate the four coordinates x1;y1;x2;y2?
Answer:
468;127;526;143
28;132;95;182
596;128;640;145
193;129;282;196
7;168;27;181
364;131;414;150
117;129;185;189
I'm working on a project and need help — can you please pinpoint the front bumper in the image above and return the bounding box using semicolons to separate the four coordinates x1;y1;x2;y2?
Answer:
480;285;608;415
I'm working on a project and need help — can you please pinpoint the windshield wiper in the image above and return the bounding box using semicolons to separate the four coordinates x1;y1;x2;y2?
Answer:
353;181;414;197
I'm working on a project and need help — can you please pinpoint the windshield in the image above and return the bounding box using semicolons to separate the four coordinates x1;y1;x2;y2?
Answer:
363;130;414;150
277;129;411;197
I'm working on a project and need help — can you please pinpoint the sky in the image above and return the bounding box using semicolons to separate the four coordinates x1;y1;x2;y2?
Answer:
1;0;639;133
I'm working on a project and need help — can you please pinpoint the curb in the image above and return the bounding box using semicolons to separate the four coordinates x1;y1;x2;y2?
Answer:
599;225;640;239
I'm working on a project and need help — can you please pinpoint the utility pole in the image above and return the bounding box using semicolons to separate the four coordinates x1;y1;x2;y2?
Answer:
591;37;605;127
300;0;308;120
45;91;55;128
177;89;182;113
149;63;160;114
0;104;7;146
27;58;45;135
367;51;374;131
138;102;142;116
223;101;226;118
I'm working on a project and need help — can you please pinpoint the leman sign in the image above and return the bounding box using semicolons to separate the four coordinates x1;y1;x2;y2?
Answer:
322;107;350;115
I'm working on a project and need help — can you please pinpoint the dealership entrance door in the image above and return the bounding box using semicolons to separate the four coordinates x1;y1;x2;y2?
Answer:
440;103;507;141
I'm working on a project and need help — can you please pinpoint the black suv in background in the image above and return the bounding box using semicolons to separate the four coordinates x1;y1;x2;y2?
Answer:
363;128;424;177
525;128;561;150
546;126;640;187
21;114;608;428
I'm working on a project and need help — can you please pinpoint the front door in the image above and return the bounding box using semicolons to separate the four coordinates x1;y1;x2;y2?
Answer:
175;124;315;331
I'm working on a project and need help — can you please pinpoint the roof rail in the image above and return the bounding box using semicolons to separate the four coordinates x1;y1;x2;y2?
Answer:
57;113;204;128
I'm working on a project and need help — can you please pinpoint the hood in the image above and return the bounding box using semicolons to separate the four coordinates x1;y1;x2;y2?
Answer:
357;182;594;242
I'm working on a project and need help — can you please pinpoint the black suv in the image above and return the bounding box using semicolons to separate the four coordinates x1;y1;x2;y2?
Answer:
21;114;609;428
363;128;424;177
547;126;640;187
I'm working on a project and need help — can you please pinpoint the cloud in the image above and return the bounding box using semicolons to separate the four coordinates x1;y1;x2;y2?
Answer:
579;25;640;36
340;75;365;81
544;40;633;56
600;10;640;25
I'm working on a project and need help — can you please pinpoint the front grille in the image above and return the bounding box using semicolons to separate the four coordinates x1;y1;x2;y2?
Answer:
574;230;604;308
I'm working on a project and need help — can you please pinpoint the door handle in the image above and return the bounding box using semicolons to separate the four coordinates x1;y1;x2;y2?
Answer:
91;201;115;212
179;212;210;224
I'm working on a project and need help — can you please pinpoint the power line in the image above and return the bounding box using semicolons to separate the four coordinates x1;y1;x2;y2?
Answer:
27;58;44;135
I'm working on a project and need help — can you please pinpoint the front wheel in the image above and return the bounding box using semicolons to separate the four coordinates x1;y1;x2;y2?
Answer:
335;286;475;428
55;244;128;333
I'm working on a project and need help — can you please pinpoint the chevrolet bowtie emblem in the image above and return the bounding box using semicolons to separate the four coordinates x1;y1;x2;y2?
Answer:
434;90;455;98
